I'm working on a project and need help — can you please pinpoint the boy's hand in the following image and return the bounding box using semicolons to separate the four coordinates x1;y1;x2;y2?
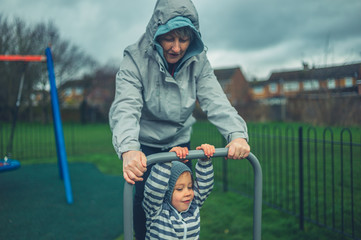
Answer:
196;144;215;160
170;146;189;163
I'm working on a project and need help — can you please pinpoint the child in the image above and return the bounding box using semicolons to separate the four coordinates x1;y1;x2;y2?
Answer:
142;144;215;240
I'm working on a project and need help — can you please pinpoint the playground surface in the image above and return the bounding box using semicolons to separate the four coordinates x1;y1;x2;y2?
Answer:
0;162;124;240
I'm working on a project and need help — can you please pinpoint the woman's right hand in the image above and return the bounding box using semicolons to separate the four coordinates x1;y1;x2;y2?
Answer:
122;150;147;184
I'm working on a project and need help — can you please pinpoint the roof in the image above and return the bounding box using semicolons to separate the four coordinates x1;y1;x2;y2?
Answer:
214;67;240;80
59;79;90;90
268;62;361;82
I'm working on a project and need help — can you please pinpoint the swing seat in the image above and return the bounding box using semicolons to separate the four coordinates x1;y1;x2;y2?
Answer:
0;158;21;172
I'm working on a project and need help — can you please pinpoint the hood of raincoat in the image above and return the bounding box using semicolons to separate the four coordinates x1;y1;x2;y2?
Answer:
145;0;204;75
146;0;201;41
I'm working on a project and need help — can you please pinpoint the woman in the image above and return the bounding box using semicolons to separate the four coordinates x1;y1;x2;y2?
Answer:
109;0;250;239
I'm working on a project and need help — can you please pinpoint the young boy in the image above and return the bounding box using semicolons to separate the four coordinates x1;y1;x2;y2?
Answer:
142;144;215;240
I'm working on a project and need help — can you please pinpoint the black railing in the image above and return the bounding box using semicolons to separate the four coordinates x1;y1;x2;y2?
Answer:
239;124;360;240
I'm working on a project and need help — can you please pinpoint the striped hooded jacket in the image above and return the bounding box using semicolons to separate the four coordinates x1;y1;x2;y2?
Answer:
143;160;214;239
108;0;248;159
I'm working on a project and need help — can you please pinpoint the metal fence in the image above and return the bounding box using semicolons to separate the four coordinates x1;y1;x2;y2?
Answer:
1;121;360;239
221;123;360;240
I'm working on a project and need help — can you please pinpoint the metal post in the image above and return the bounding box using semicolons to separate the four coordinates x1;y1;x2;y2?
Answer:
222;157;228;192
222;137;228;192
298;127;304;230
5;64;27;159
123;148;262;240
45;47;73;204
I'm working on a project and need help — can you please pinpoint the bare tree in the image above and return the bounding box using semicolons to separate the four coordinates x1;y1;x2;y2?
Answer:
0;14;97;122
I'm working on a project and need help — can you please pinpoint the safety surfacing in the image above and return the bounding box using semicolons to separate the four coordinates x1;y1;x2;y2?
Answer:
0;162;124;240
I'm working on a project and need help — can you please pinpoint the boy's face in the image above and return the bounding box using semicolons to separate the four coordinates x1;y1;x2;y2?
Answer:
171;171;194;212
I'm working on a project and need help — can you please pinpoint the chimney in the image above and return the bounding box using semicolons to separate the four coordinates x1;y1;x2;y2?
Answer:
302;61;309;70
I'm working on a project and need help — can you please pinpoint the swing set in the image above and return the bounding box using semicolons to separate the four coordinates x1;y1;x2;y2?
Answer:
0;48;73;204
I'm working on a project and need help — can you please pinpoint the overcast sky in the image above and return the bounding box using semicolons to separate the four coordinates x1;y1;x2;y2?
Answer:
2;0;361;79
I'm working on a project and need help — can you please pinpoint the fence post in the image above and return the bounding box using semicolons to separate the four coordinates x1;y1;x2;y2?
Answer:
298;126;304;231
0;123;3;157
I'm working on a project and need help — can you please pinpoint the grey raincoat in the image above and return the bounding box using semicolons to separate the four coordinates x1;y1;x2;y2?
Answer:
109;0;248;159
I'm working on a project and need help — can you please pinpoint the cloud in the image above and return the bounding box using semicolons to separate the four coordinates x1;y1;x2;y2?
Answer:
1;0;361;79
197;0;361;51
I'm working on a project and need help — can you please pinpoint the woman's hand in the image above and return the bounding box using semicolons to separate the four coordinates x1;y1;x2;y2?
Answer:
196;144;215;160
226;138;250;159
122;150;147;184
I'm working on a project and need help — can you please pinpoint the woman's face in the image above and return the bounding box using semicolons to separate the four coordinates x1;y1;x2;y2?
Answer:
159;31;190;64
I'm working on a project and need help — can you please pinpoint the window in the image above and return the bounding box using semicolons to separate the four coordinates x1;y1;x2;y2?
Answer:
64;88;72;96
253;86;264;94
345;77;353;87
327;78;336;89
303;80;320;91
283;81;299;92
269;83;278;93
75;87;83;95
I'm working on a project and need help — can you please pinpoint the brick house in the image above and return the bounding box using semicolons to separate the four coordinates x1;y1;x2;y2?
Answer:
58;79;90;108
248;62;361;124
58;69;116;122
250;62;361;101
213;66;250;105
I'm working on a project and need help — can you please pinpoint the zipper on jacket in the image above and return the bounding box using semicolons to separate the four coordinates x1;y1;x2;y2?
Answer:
171;204;188;240
156;80;161;112
182;218;187;240
157;63;166;113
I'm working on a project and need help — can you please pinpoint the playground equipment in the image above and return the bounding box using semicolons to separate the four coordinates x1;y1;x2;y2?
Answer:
0;158;20;172
0;48;73;204
123;148;263;240
0;63;25;172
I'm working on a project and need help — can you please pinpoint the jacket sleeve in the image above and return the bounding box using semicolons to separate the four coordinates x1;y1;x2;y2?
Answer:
142;162;172;219
194;159;214;208
196;57;248;142
108;52;144;159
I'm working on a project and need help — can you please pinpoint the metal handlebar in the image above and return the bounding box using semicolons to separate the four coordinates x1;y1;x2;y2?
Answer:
123;148;262;240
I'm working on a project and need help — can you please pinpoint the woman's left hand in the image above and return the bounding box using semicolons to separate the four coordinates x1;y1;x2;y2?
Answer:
225;138;250;159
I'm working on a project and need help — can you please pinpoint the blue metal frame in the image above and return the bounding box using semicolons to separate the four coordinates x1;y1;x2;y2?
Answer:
45;47;73;204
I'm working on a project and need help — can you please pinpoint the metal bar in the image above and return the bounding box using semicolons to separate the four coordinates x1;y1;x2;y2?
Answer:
222;135;228;192
45;47;73;204
322;127;333;227
123;148;262;240
298;127;304;231
341;128;354;237
0;55;46;62
5;65;27;159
